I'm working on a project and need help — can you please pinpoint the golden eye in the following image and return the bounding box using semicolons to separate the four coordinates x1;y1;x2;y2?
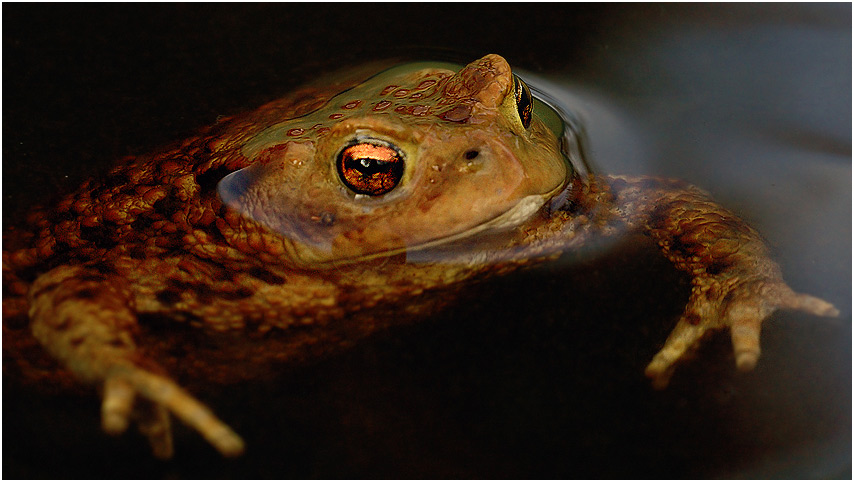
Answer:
513;74;533;129
336;139;404;196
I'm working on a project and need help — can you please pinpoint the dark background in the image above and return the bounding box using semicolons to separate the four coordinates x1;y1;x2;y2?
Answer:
3;2;615;223
4;3;850;478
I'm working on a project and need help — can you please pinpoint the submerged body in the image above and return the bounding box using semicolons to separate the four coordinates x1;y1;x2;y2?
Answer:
2;54;836;458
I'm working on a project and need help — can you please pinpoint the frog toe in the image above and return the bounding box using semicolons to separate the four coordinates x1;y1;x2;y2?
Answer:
645;317;709;389
101;372;175;458
654;277;839;387
102;364;244;458
102;376;135;434
130;368;244;457
135;402;174;459
781;290;839;317
729;316;761;371
726;280;837;370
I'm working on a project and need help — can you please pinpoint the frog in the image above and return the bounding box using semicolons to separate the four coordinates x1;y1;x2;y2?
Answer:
2;54;838;459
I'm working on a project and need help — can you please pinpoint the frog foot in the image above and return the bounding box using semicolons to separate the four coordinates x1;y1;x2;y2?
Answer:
100;363;244;458
644;276;838;389
27;265;245;458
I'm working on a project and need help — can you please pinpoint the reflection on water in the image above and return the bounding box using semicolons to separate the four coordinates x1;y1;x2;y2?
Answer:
531;7;851;304
533;6;851;477
3;3;850;479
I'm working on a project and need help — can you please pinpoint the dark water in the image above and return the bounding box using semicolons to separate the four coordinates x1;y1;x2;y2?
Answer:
3;4;850;478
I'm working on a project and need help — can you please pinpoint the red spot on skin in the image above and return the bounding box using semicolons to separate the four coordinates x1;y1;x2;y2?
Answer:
373;100;392;111
392;105;431;116
311;123;331;135
438;104;471;123
342;100;362;109
392;89;410;98
409;92;424;100
411;105;429;116
329;113;344;119
416;80;436;90
380;85;398;96
287;128;304;136
256;143;290;165
430;76;452;98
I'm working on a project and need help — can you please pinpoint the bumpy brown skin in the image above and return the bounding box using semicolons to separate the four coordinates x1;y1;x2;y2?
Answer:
2;54;836;458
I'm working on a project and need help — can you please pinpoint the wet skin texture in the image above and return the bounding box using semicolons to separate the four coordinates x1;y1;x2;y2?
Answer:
2;54;837;458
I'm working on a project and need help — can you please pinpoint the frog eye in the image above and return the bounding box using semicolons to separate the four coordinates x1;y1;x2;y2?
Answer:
513;74;533;129
336;139;405;196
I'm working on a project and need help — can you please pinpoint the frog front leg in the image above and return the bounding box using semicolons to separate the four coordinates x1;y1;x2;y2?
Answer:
603;175;839;388
28;264;244;458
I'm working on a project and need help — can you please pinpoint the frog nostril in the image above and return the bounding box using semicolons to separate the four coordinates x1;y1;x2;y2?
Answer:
464;150;479;160
319;211;335;226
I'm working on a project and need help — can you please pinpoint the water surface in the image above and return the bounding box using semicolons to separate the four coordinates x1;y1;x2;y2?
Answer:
3;4;849;478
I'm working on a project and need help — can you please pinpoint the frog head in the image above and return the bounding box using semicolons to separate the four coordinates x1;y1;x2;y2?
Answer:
218;54;574;266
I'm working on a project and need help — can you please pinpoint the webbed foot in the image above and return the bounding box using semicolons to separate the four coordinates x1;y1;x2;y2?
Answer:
600;175;840;388
101;363;244;458
645;276;838;389
28;265;244;458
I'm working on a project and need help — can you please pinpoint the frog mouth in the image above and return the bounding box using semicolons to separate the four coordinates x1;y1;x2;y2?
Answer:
412;192;551;247
325;182;569;266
